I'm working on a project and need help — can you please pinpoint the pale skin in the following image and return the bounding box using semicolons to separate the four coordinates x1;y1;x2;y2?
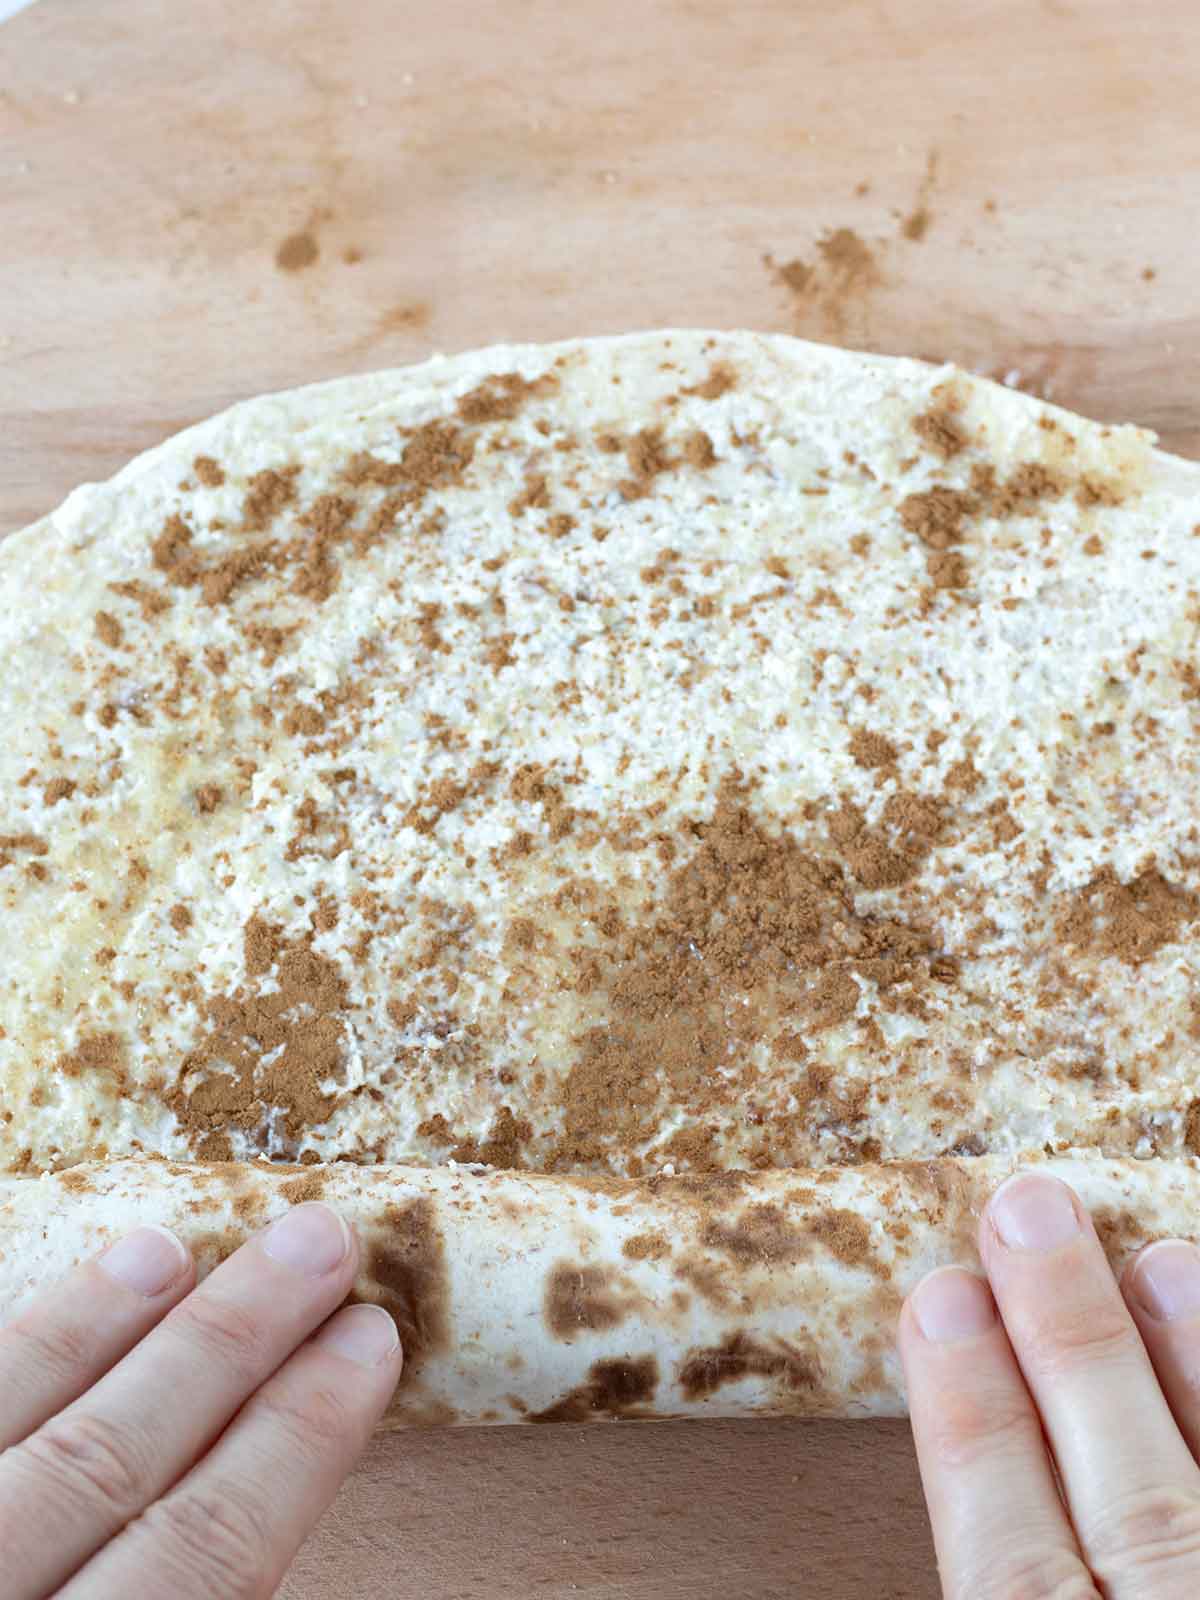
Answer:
900;1172;1200;1598
3;1176;1200;1597
0;1202;402;1598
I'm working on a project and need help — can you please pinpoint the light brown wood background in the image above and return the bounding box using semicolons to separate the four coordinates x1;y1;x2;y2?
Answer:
2;1;1196;1594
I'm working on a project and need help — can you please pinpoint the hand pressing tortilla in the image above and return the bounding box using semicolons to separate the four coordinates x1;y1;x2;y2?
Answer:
4;330;1200;1424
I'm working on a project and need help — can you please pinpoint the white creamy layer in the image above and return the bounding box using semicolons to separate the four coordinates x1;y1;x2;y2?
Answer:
2;331;1199;1175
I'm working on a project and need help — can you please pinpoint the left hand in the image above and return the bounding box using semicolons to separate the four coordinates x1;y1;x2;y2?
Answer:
0;1201;401;1598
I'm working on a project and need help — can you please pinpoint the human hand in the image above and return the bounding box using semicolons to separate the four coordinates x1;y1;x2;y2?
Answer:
0;1202;402;1597
900;1172;1200;1598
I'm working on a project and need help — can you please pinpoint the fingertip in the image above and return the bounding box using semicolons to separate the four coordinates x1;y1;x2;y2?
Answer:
981;1171;1083;1258
315;1302;402;1370
260;1201;357;1279
1124;1238;1200;1324
896;1283;930;1359
907;1266;997;1345
97;1224;194;1298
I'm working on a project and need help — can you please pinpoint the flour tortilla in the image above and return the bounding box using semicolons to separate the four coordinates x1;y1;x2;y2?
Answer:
3;331;1200;1422
0;1153;1198;1425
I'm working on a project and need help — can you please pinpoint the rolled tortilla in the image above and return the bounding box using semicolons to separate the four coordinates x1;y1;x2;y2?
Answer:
2;1153;1196;1426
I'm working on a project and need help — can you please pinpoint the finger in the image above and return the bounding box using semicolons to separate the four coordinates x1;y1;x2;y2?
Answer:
981;1174;1200;1590
0;1202;359;1600
899;1266;1097;1600
1124;1240;1200;1461
0;1227;194;1449
68;1304;401;1600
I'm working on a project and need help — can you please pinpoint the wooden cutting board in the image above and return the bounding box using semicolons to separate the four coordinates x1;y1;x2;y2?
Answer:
2;1;1196;1595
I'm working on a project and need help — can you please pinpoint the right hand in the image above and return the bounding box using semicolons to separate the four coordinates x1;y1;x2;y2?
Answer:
900;1171;1200;1598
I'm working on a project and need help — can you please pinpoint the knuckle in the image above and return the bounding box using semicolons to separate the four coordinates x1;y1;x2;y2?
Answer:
21;1410;153;1516
5;1312;94;1388
979;1549;1100;1600
136;1481;274;1598
1022;1299;1136;1377
258;1379;357;1460
927;1386;1042;1472
166;1292;270;1384
1085;1483;1200;1581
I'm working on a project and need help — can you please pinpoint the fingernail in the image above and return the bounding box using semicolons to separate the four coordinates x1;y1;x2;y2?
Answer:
910;1268;996;1343
1129;1241;1200;1323
989;1174;1081;1253
262;1203;351;1277
316;1304;401;1368
99;1225;190;1297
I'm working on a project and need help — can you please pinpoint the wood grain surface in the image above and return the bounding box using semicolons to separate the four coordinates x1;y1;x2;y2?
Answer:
2;1;1197;1595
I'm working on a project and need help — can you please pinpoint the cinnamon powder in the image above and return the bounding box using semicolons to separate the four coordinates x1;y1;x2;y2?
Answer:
682;363;737;401
193;456;226;488
912;404;966;460
456;372;550;424
1058;867;1198;966
168;917;353;1149
551;770;950;1169
94;611;124;649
